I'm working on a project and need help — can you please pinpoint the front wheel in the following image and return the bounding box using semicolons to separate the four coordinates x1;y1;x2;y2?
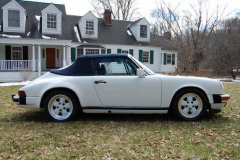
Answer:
172;89;208;121
43;90;79;122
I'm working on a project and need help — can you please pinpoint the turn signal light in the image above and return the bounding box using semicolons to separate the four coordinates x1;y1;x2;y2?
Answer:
221;97;230;101
18;91;26;97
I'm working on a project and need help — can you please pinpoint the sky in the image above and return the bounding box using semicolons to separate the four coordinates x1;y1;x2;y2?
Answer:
22;0;240;23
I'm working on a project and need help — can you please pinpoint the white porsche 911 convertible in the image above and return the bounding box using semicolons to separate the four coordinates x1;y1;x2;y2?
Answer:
12;54;230;122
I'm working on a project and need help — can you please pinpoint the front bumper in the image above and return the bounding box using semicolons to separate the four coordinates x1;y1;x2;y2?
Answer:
12;94;41;109
210;94;230;111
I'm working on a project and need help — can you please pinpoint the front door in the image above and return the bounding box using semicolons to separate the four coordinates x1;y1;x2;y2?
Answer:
46;48;55;69
91;57;162;107
93;76;162;107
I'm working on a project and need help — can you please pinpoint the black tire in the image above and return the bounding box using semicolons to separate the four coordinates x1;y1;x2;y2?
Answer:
43;90;79;122
171;89;208;121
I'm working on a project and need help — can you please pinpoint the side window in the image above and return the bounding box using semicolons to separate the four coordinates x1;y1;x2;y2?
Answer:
91;58;138;76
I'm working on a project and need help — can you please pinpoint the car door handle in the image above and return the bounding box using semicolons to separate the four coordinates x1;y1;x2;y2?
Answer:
95;80;107;84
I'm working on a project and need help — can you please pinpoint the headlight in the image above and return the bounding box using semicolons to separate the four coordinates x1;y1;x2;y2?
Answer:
218;80;224;90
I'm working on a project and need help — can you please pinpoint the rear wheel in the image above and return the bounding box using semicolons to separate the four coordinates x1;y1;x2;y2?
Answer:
172;89;208;121
43;90;79;122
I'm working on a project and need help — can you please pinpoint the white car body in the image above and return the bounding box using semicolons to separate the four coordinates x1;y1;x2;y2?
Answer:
12;54;230;121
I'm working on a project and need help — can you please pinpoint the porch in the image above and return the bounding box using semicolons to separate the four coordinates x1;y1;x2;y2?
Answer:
0;38;73;82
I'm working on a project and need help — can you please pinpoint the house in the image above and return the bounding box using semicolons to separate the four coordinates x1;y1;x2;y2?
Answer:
0;0;177;82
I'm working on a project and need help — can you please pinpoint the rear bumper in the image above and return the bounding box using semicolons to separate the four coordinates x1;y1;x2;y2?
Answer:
210;94;230;110
12;94;41;109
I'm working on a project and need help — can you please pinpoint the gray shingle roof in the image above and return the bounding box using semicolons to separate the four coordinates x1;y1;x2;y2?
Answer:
0;0;174;50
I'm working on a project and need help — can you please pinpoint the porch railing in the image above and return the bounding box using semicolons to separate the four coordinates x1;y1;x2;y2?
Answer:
0;60;38;71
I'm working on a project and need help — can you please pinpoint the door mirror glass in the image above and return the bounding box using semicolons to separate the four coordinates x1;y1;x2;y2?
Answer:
136;69;145;78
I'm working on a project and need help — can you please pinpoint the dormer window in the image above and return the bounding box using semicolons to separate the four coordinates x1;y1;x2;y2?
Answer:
86;21;94;34
8;10;20;27
47;14;57;29
140;25;147;38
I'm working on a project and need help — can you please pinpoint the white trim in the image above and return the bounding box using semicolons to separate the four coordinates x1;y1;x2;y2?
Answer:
63;45;66;66
32;45;35;71
37;45;41;77
0;38;71;46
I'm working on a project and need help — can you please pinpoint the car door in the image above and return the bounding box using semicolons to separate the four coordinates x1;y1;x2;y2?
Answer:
92;57;162;107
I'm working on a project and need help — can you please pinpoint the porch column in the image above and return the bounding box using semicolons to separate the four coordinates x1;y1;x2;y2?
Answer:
75;47;77;59
83;48;86;55
38;45;41;77
32;45;36;71
63;45;66;67
68;46;71;64
99;49;101;54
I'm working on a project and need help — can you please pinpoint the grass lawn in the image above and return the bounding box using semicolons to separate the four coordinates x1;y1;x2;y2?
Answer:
0;83;239;159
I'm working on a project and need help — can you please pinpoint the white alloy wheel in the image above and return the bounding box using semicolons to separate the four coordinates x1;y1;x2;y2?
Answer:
48;94;73;121
178;93;203;118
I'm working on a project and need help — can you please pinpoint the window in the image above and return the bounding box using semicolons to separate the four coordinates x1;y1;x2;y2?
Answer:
140;25;147;38
167;54;172;64
122;50;128;54
163;53;176;65
42;49;45;58
77;48;84;57
47;14;57;29
86;49;99;54
57;49;59;58
86;21;94;34
91;58;138;76
12;47;22;60
101;48;106;54
142;51;149;63
8;10;20;27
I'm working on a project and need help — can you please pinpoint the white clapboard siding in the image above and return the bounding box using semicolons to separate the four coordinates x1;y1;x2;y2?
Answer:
0;72;38;82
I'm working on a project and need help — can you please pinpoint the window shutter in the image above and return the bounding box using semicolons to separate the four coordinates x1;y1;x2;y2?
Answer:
117;49;122;53
71;48;76;62
139;50;143;62
150;50;154;64
23;46;28;60
107;49;111;54
129;49;133;56
172;54;175;65
164;53;167;65
5;45;11;60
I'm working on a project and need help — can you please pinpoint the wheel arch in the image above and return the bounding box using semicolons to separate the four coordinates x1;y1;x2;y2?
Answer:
169;86;210;111
40;87;82;110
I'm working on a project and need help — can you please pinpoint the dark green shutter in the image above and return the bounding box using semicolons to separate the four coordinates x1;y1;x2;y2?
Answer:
71;48;76;62
164;53;167;65
172;54;175;65
23;46;28;60
150;50;154;64
117;49;122;53
139;50;143;62
5;45;11;60
129;49;133;56
107;49;111;54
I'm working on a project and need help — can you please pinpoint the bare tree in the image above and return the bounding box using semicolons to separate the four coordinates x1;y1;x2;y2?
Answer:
153;0;228;72
89;0;139;20
208;18;240;79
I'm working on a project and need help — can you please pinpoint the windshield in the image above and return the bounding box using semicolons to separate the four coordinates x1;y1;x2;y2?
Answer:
129;55;155;75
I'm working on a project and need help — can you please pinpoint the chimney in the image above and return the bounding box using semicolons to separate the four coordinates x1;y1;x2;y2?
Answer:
104;9;112;27
164;31;171;40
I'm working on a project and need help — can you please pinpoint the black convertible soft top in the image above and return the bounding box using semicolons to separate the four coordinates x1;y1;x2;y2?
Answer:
50;63;74;76
50;54;130;76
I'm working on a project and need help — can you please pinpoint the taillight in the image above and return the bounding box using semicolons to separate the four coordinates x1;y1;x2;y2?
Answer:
18;91;26;97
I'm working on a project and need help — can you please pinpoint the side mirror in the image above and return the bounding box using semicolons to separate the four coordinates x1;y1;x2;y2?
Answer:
136;69;145;78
